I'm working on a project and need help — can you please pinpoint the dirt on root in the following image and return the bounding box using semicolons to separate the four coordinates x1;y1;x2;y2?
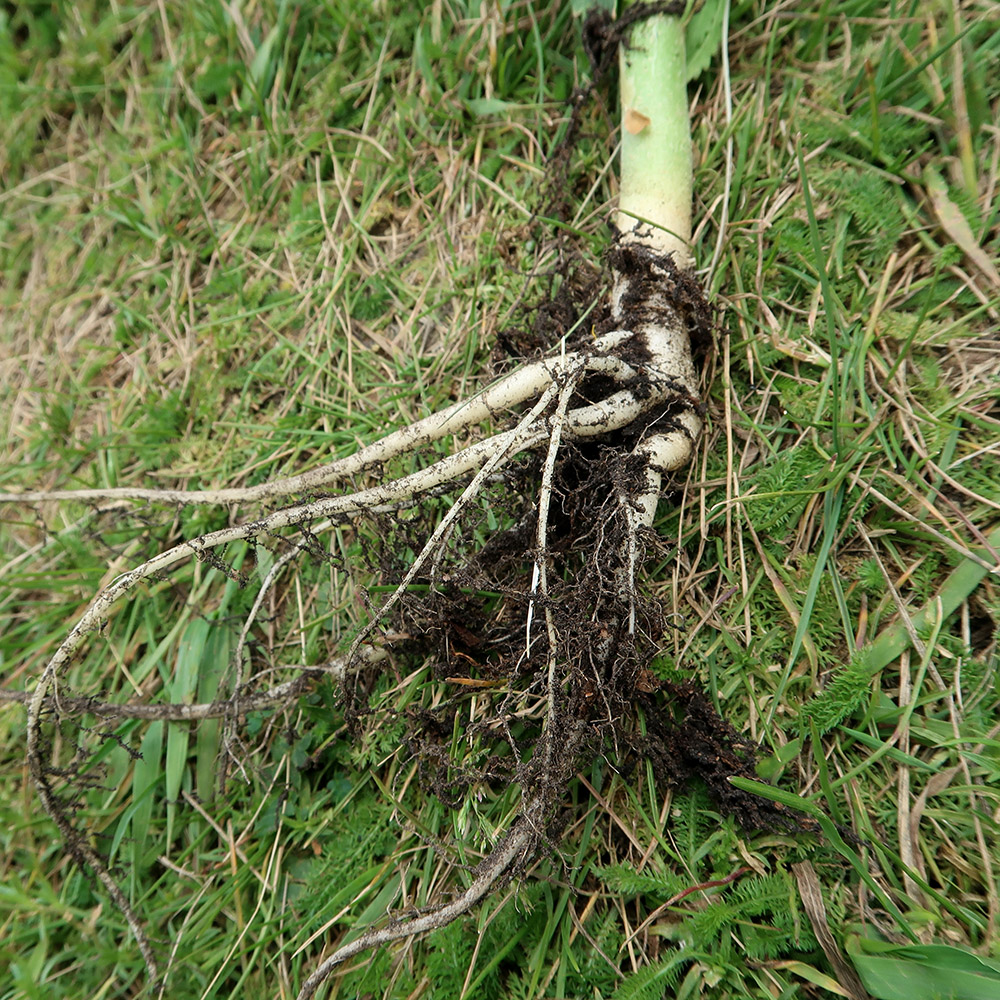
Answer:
355;450;807;843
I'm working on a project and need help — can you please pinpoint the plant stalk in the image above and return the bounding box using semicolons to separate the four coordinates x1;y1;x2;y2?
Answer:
616;7;692;266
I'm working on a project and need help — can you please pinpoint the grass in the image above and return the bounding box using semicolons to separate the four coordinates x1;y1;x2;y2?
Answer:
2;1;999;998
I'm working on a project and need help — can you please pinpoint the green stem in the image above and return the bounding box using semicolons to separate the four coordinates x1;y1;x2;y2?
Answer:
616;6;692;265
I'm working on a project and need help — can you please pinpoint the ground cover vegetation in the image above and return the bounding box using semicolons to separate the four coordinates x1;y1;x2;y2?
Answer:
1;1;999;998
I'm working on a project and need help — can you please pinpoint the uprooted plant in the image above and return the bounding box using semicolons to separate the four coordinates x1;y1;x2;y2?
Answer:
2;4;799;996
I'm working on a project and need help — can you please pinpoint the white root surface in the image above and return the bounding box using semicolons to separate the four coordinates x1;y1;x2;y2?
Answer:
0;334;635;507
